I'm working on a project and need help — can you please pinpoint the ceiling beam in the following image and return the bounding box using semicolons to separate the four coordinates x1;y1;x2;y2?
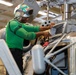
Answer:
41;6;61;14
0;0;23;16
1;11;14;17
12;0;23;8
0;15;12;23
50;7;61;14
0;4;14;17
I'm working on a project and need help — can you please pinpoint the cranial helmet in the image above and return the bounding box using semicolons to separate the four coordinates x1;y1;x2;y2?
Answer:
14;3;33;18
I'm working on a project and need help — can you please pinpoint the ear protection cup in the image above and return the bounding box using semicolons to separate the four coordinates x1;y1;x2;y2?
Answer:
15;9;24;17
15;11;21;17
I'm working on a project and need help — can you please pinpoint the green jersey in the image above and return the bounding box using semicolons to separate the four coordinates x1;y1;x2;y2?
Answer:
6;19;40;50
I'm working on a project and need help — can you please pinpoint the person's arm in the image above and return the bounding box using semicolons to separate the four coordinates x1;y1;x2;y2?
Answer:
23;22;55;32
9;21;51;40
35;23;55;38
35;31;51;38
23;24;40;32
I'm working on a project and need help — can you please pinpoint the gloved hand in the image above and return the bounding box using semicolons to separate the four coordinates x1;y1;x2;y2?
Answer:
49;22;55;29
43;31;51;38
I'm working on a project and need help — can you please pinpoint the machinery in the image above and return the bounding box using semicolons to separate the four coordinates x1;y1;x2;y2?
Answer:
31;0;76;75
0;0;76;75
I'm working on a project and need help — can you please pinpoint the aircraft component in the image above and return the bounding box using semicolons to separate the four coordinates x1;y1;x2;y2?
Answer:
32;45;45;74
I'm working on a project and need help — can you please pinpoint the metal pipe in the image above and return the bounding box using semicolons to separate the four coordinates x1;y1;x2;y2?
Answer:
47;0;50;21
49;33;63;40
45;41;76;59
46;34;66;56
44;58;68;75
64;3;71;20
44;39;59;52
62;21;67;33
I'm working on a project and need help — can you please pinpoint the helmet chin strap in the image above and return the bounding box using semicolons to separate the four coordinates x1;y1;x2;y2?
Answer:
19;17;29;23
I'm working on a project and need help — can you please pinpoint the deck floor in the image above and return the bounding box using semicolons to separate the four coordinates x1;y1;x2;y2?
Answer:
0;59;6;75
0;56;33;75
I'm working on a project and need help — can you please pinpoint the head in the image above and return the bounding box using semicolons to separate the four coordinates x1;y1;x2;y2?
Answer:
14;3;33;23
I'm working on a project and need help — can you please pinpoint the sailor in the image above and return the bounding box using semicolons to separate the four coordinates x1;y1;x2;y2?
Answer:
5;3;55;75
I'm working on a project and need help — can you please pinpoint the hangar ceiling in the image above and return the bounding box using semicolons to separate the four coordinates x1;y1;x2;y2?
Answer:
0;0;62;28
0;0;76;28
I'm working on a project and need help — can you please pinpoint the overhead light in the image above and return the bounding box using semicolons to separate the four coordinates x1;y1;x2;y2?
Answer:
0;0;13;6
38;11;47;16
38;11;55;17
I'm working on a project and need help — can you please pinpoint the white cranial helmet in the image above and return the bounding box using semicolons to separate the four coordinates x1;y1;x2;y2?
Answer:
14;3;33;18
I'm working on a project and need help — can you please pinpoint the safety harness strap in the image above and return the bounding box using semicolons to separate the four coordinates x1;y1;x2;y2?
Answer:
8;21;22;38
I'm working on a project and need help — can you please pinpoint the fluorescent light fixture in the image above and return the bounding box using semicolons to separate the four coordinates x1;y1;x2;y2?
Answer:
38;11;47;16
38;11;55;17
0;0;13;6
